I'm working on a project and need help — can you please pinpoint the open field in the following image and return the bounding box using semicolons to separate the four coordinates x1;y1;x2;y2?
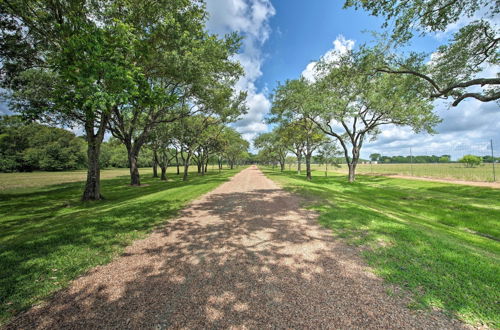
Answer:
0;166;243;325
0;166;226;191
311;163;498;182
262;168;500;328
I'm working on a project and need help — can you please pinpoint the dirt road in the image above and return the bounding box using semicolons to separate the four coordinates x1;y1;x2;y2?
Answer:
7;166;466;329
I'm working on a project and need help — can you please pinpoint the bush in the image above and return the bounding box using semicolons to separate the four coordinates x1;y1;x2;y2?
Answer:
459;155;481;168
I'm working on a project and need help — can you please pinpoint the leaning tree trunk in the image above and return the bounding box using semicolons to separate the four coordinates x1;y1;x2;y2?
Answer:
82;136;103;201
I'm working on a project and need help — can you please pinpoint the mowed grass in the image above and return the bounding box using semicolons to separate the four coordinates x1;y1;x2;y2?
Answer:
262;167;500;328
311;163;498;182
1;167;148;191
0;166;243;325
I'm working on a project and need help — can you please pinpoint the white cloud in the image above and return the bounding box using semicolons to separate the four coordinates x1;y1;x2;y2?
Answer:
301;35;355;82
361;99;500;160
433;5;499;40
299;35;500;160
206;0;275;146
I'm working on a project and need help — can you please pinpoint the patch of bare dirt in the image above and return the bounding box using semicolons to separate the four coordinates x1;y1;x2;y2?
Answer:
6;166;470;329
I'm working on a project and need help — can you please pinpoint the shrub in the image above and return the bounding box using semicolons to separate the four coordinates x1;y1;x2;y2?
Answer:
459;155;481;168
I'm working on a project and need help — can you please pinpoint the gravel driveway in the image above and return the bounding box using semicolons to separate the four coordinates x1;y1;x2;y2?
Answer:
7;165;467;329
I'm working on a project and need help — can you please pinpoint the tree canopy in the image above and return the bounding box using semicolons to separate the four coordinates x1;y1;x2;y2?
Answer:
344;0;499;106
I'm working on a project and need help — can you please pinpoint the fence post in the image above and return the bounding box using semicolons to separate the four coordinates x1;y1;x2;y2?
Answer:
492;139;496;182
410;147;414;176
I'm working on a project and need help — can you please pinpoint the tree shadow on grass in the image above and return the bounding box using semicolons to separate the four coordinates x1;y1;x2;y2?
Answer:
0;170;235;324
262;170;500;327
5;180;463;329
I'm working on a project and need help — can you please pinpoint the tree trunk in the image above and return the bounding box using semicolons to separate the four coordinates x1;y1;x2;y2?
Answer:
160;166;167;180
305;154;312;180
204;158;209;173
152;163;158;178
82;137;103;201
175;152;180;175
128;151;141;186
280;161;285;172
200;155;205;176
183;153;191;181
152;150;159;178
297;155;302;174
348;162;357;182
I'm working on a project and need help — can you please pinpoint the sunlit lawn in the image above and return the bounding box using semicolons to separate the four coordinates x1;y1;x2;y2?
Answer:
263;167;500;328
0;166;214;191
0;166;243;325
311;163;498;182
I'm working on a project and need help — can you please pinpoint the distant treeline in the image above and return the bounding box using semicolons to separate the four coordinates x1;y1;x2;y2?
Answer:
369;153;499;164
0;116;153;172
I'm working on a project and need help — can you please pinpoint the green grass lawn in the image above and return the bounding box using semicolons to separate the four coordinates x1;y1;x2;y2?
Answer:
262;167;500;328
0;166;243;325
311;163;498;182
0;166;185;191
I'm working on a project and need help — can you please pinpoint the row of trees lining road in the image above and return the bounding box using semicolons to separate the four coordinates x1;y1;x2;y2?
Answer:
255;46;439;182
254;0;498;182
0;0;248;200
0;114;251;175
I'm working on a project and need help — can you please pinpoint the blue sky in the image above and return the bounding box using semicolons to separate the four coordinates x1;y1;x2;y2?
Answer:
206;0;500;159
1;0;498;159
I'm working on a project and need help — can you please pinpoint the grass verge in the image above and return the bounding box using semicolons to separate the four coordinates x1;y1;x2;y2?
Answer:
0;167;243;325
262;168;500;328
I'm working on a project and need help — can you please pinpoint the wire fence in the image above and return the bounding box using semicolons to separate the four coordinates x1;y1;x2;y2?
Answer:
319;140;499;182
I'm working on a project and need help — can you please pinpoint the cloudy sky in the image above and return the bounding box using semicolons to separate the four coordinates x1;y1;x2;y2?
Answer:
1;1;498;159
205;0;500;159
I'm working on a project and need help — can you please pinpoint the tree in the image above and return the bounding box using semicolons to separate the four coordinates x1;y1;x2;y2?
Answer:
281;120;326;180
459;154;482;167
278;124;306;174
254;131;288;171
309;48;440;182
104;1;244;186
344;0;499;106
369;153;381;162
270;81;330;180
1;1;144;200
0;116;86;172
317;142;342;177
439;155;451;163
222;128;250;169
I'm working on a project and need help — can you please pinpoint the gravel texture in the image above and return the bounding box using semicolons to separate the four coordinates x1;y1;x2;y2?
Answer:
6;165;469;329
